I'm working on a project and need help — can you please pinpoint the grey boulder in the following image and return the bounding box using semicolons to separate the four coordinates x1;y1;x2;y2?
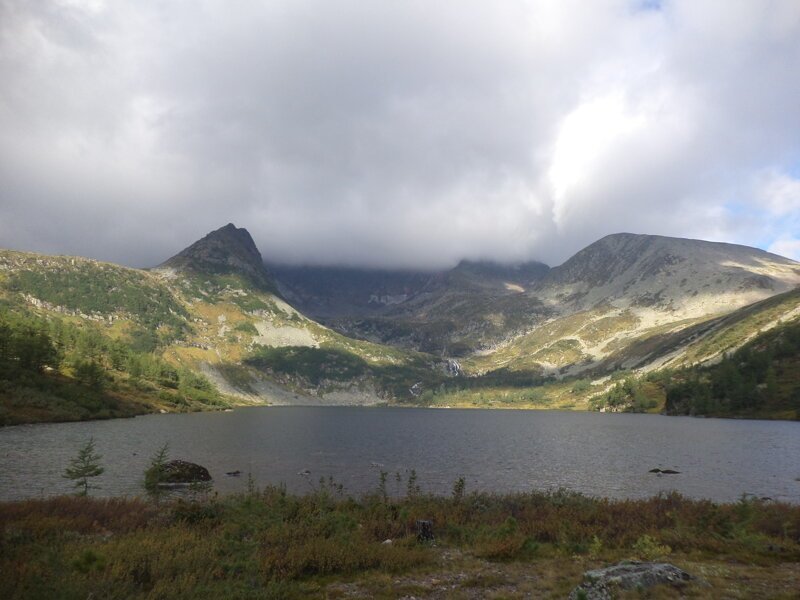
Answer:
157;460;212;485
569;561;692;599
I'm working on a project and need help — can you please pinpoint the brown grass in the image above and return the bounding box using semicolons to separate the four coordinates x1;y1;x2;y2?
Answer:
0;488;798;598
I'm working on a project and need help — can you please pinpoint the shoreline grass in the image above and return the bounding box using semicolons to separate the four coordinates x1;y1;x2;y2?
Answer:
1;486;798;598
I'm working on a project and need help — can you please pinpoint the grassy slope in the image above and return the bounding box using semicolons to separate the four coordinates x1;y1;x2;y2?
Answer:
424;289;800;417
462;306;648;375
657;316;800;420
541;290;800;419
667;287;800;368
158;268;444;401
1;488;798;599
0;252;235;424
2;247;798;422
0;250;441;423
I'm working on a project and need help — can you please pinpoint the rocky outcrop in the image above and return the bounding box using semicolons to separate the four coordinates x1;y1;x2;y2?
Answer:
569;561;693;599
158;223;277;292
157;460;212;485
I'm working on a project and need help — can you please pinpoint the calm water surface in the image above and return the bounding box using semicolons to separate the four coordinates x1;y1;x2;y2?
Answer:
1;407;798;503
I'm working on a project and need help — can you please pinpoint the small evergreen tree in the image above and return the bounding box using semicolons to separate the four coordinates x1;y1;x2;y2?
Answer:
63;437;104;496
144;443;170;492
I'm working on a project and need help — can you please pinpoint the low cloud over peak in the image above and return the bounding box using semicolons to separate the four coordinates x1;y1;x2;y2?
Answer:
1;0;799;268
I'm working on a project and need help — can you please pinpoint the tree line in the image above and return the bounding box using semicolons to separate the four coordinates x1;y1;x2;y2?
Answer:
0;307;220;416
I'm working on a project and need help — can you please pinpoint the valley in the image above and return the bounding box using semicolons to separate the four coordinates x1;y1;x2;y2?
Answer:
1;224;799;425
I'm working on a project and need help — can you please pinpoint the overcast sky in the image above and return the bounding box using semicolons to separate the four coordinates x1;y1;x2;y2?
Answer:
1;0;799;269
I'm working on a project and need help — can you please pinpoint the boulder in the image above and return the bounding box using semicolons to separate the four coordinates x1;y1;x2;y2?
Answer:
157;460;212;485
569;561;692;600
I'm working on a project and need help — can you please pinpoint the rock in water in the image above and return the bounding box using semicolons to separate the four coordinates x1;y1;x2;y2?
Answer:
158;460;212;485
569;561;693;599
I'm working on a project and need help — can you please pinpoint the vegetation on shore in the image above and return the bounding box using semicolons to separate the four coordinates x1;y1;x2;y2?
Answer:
1;483;798;599
0;305;228;425
660;318;800;419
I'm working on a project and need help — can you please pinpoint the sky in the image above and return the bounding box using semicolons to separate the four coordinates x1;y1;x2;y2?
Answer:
1;0;799;269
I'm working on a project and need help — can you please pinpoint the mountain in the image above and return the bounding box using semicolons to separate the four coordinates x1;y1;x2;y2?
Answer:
271;233;800;375
536;233;800;315
272;259;551;355
159;223;277;292
0;226;445;424
271;265;443;319
460;234;800;376
1;226;798;423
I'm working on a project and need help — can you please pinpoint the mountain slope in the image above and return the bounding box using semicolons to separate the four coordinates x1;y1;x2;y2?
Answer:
2;226;798;423
0;250;228;424
583;289;800;419
0;225;450;423
273;259;551;354
661;313;800;419
159;223;278;293
464;234;800;377
536;233;800;315
273;233;800;373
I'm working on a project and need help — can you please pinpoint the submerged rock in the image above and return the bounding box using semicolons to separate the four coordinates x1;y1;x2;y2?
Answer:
157;460;212;485
569;561;693;599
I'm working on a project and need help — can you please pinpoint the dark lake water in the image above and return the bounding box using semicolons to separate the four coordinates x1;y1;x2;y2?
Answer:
1;407;799;503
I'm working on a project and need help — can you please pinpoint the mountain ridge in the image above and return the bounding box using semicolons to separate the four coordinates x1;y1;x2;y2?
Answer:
1;225;799;423
270;232;800;358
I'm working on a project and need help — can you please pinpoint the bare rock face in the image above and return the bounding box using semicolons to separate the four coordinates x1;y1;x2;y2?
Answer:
569;561;693;599
159;223;276;291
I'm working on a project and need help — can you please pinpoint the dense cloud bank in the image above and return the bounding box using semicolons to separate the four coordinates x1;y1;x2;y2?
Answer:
1;0;799;267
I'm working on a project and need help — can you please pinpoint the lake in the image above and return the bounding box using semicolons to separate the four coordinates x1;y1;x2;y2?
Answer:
1;407;798;503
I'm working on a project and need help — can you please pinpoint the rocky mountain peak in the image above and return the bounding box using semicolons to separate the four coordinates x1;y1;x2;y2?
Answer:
538;232;800;314
159;223;275;291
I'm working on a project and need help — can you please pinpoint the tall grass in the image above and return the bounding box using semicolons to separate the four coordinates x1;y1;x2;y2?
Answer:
1;487;798;598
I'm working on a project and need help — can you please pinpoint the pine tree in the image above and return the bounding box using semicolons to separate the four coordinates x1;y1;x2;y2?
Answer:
144;443;170;492
63;437;104;496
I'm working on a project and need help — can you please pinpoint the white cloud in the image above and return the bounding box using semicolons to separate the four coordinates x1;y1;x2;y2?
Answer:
755;170;800;216
0;0;799;268
768;238;800;261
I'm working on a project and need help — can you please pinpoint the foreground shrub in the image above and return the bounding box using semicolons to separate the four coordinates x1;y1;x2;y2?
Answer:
262;536;427;580
1;489;799;598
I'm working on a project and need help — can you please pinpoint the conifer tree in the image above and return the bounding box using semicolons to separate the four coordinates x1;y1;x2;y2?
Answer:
63;437;104;496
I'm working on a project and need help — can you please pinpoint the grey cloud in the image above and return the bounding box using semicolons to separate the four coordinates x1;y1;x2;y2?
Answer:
1;0;799;268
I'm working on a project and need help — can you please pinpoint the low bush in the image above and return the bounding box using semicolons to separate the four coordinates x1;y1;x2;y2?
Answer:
0;487;798;598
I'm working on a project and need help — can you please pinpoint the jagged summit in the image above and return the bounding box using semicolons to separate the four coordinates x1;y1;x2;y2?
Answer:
159;223;275;291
